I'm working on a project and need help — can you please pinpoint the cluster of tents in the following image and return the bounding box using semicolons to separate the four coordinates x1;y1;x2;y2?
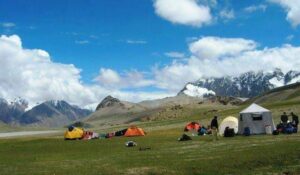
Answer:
64;126;146;140
65;103;298;140
184;103;297;137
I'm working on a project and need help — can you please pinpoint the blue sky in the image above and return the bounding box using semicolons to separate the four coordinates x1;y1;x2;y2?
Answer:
1;0;299;81
0;0;300;106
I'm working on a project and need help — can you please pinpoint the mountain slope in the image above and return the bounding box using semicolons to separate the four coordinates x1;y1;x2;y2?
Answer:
84;94;242;127
138;94;207;109
20;100;91;127
179;69;300;98
85;96;147;124
247;82;300;104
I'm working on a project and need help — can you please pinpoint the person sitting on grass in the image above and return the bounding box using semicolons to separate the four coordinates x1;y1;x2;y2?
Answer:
211;116;219;141
198;126;207;136
206;125;212;135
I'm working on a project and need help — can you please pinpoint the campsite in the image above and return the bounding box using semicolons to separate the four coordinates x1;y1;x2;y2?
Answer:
1;1;300;175
0;91;300;175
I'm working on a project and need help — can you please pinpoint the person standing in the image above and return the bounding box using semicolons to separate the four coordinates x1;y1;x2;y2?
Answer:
211;116;219;141
281;112;288;124
291;112;299;129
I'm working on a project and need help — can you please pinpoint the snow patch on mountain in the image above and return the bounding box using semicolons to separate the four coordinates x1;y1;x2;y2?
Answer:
269;77;284;88
179;69;300;98
183;84;216;97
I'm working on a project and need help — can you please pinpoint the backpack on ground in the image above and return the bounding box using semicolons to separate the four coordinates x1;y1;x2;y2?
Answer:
272;130;279;135
125;141;137;147
178;134;192;141
243;127;250;136
224;127;235;137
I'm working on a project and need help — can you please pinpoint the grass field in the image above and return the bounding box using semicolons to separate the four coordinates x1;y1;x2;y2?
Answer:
0;100;300;175
0;131;299;175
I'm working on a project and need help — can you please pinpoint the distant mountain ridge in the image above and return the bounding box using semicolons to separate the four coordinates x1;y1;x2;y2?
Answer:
0;97;28;123
0;99;91;127
179;69;300;98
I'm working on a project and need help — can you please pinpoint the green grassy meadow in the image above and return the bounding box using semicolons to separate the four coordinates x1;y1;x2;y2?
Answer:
0;99;300;175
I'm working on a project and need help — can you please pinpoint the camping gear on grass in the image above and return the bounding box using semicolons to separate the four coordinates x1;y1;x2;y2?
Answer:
184;122;201;132
82;131;99;140
265;125;272;135
219;116;238;136
99;133;107;139
124;126;146;137
125;141;137;147
224;127;235;137
115;128;128;136
105;132;115;138
178;134;192;141
284;123;294;134
285;127;293;134
293;127;298;133
64;126;84;140
272;130;279;135
243;127;251;136
238;103;275;135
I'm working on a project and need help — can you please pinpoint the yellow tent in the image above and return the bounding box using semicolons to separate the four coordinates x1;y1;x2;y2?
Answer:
64;127;84;140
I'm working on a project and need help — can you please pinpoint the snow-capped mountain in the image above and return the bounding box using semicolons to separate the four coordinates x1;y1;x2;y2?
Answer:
20;100;92;127
179;69;300;98
0;97;28;123
0;98;91;127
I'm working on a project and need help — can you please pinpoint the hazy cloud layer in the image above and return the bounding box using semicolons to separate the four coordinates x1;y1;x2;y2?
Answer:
244;4;267;13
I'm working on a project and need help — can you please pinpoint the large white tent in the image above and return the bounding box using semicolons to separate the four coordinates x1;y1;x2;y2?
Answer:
238;103;275;135
219;116;238;135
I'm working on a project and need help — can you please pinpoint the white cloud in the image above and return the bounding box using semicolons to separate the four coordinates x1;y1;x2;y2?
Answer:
219;9;235;20
269;0;300;27
286;35;294;41
92;37;300;93
95;68;121;86
153;0;212;27
126;40;147;44
75;40;89;44
189;36;257;59
165;52;186;58
94;68;155;89
183;84;215;97
151;37;300;91
0;35;171;108
1;22;16;28
0;35;97;106
3;34;300;108
244;4;267;13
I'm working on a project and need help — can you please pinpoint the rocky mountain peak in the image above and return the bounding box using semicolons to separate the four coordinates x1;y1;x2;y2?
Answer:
179;69;300;98
96;95;122;110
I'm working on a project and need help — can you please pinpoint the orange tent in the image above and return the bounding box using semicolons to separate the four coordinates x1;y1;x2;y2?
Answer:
184;122;201;131
124;126;146;137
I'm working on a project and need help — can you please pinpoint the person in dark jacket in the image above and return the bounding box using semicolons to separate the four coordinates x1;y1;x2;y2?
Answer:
211;116;219;141
281;112;288;124
291;112;299;128
211;116;219;128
